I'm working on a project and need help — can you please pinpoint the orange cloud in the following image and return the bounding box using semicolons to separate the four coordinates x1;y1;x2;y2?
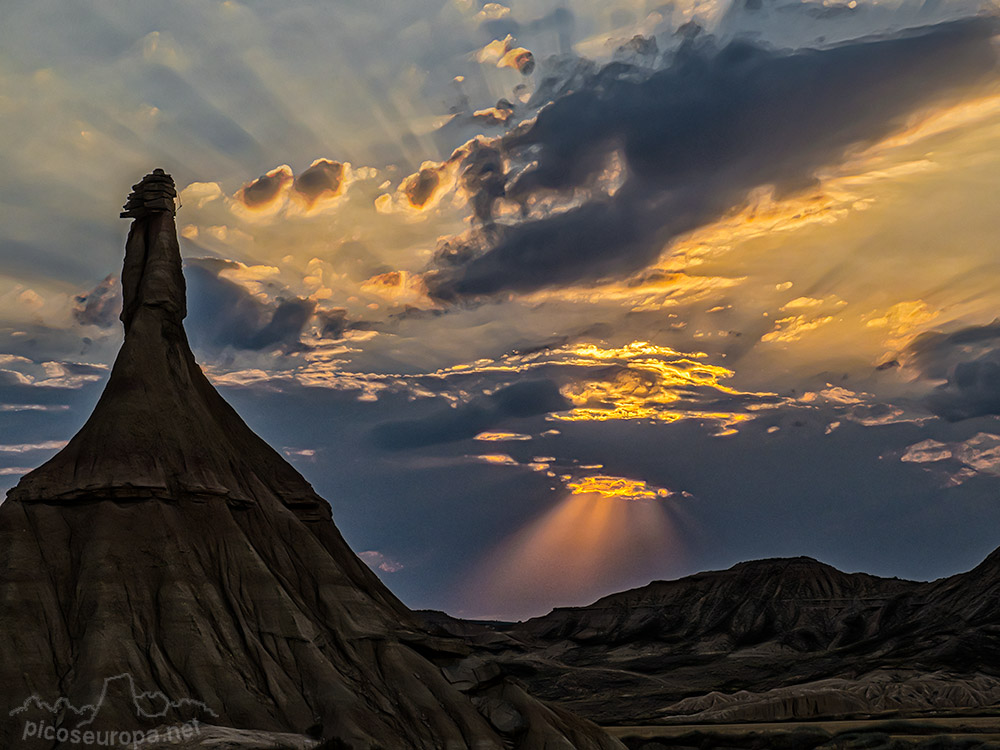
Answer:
566;474;674;501
292;158;346;206
235;165;293;211
478;35;535;75
360;270;438;309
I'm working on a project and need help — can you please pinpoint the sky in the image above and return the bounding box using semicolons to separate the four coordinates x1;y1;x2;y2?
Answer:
3;0;1000;620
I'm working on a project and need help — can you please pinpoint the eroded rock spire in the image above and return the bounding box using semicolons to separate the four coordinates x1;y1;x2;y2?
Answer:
118;169;185;332
0;170;623;750
7;169;326;515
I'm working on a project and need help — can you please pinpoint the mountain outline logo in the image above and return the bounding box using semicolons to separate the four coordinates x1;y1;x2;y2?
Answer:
8;673;217;729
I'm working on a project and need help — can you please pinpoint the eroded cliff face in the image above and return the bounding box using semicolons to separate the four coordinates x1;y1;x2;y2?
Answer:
0;170;623;750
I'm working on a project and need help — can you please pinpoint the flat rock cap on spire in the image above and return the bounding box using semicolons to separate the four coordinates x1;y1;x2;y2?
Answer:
121;168;177;219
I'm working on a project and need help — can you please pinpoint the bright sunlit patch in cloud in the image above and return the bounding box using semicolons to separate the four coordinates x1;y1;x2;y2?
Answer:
553;342;774;428
566;474;675;501
863;300;940;348
474;431;531;441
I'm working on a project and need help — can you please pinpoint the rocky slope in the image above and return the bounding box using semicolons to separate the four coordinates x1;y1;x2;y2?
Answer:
420;552;1000;725
0;170;623;750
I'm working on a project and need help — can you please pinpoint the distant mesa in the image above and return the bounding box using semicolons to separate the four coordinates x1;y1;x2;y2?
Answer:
421;550;1000;727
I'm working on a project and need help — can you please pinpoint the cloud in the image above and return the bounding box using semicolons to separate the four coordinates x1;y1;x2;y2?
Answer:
358;550;404;573
907;321;1000;420
474;431;531;441
472;99;516;126
902;432;1000;485
292;159;346;206
377;159;459;215
565;473;676;501
235;165;294;211
315;308;350;339
0;370;33;387
371;378;569;450
477;34;536;75
429;18;999;299
459;140;506;223
0;404;70;412
185;258;317;352
73;274;121;328
0;440;68;453
361;271;438;309
908;320;1000;378
32;362;106;389
0;354;110;390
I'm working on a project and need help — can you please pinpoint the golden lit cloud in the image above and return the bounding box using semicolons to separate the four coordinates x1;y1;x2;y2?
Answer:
376;162;459;215
761;314;836;344
474;431;531;441
375;138;493;217
476;3;510;21
523;270;744;311
476;34;535;74
179;181;224;209
292;158;347;207
360;270;438;308
472;102;515;126
475;453;519;465
498;47;534;75
864;300;940;349
234;165;294;214
566;474;674;501
554;342;771;427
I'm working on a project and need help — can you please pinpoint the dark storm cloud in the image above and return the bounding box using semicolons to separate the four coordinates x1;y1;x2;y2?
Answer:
73;274;121;328
184;259;315;351
908;321;1000;420
316;308;350;339
908;321;1000;379
460;140;506;223
371;379;569;450
429;18;999;299
613;35;660;64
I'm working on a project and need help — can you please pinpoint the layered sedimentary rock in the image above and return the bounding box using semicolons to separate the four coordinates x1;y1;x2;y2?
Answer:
0;170;622;750
421;551;1000;726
